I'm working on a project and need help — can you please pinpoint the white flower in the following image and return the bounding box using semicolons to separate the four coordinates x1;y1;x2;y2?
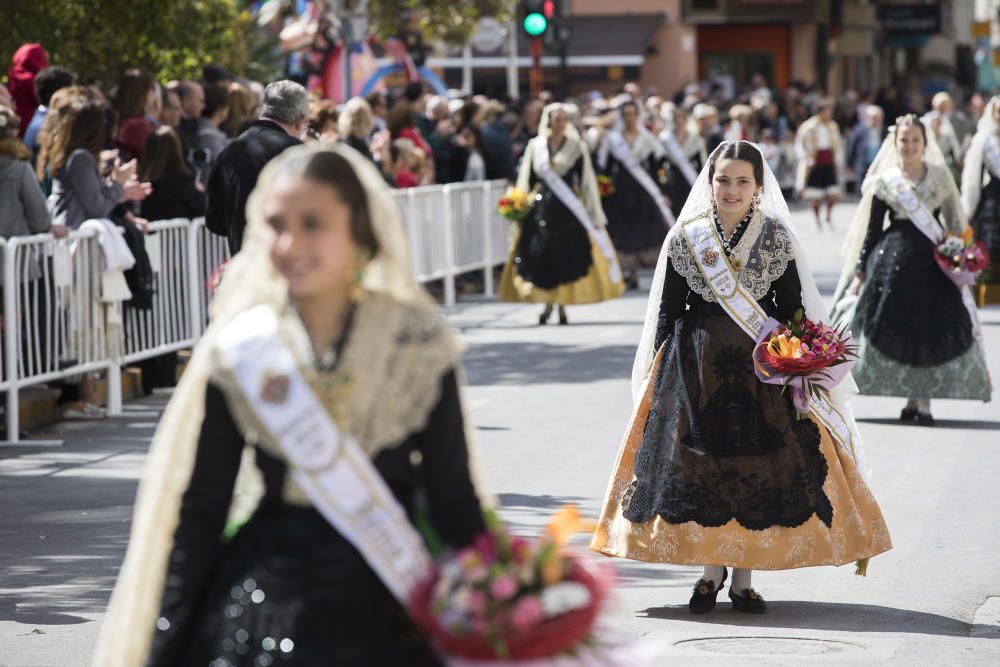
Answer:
540;581;592;618
938;237;964;255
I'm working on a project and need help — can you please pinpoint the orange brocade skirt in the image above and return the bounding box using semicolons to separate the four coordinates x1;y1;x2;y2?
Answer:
590;347;892;572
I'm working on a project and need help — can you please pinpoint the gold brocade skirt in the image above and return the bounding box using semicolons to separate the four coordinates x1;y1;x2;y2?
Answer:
590;348;892;571
498;227;625;305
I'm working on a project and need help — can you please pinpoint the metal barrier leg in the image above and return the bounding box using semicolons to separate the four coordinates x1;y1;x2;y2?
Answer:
106;361;122;416
442;185;457;307
5;387;19;444
481;182;494;297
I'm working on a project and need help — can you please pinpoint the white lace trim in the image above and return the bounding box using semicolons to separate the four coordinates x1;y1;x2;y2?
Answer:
873;164;954;219
669;210;795;302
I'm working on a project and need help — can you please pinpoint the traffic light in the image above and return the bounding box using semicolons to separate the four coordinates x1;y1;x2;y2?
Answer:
523;11;547;37
521;1;557;39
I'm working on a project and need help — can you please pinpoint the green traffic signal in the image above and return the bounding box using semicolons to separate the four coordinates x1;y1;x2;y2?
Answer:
523;12;547;36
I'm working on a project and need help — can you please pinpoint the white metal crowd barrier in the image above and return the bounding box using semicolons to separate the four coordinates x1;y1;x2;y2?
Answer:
1;179;512;443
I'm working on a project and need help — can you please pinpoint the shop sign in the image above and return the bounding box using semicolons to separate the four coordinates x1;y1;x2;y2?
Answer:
878;5;941;35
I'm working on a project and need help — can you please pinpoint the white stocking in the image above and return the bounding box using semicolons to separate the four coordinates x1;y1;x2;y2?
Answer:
917;399;931;413
701;565;725;585
732;567;752;593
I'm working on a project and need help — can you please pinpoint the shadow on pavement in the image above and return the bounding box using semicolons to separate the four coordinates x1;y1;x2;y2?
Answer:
637;601;995;638
0;395;167;627
856;418;1000;431
463;342;635;385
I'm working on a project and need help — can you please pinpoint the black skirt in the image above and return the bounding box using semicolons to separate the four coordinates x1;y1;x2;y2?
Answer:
623;307;833;531
854;220;974;367
168;505;441;667
972;176;1000;278
603;160;668;254
513;186;593;289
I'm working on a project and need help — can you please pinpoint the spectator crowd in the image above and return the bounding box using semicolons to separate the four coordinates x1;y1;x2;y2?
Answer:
1;39;992;420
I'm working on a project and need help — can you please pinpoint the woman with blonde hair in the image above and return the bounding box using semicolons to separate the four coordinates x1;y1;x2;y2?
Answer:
224;81;257;138
338;96;375;158
833;115;991;423
499;103;624;324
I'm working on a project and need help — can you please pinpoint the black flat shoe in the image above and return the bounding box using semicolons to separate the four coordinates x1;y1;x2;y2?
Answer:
688;568;727;614
916;411;935;426
900;407;918;421
729;587;767;614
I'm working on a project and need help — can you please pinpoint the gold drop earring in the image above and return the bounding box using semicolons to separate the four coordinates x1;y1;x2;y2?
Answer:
752;189;762;209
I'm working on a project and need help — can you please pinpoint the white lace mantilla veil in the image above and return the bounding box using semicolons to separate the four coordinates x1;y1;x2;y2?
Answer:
961;95;1000;217
834;117;968;302
517;102;582;192
595;95;667;170
631;140;872;482
92;143;491;667
518;102;607;227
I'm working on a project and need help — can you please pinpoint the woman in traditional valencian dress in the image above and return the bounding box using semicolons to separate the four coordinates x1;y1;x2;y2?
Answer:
659;103;706;222
795;98;844;229
834;115;991;424
500;103;624;324
595;100;672;289
92;144;487;666
961;95;1000;296
592;141;891;614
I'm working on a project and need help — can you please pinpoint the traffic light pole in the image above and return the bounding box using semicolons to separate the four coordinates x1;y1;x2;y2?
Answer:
530;36;542;98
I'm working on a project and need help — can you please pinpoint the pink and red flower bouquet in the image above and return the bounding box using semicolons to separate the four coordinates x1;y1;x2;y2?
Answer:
752;310;856;416
933;229;990;287
410;507;612;662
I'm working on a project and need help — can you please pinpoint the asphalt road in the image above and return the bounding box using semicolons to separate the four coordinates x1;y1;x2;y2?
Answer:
1;201;998;665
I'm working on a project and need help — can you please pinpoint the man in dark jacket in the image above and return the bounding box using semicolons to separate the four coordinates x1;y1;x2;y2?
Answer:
205;80;307;253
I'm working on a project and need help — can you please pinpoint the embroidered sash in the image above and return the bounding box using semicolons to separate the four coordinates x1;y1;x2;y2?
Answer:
605;131;676;229
681;214;860;466
660;131;699;187
533;139;623;283
881;167;979;327
216;305;431;606
984;135;1000;180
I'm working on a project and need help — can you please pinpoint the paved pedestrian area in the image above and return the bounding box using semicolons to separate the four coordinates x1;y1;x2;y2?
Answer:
1;202;998;665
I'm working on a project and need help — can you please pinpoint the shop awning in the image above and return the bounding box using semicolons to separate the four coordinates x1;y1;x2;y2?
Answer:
416;13;667;69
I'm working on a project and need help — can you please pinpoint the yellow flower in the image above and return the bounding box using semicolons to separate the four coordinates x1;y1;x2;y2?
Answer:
768;334;803;360
545;505;597;548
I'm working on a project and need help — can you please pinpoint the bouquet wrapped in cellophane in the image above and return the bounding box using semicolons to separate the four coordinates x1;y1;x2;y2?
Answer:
933;228;990;286
410;507;652;665
752;310;856;417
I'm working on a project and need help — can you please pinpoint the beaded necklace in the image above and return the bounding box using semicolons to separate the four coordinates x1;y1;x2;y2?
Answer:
712;204;754;255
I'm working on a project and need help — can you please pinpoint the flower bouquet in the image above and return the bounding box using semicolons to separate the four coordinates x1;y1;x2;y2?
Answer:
752;309;856;416
933;228;990;287
596;174;615;198
410;506;617;664
497;187;531;222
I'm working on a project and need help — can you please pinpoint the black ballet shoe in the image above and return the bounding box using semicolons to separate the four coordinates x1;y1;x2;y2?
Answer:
539;306;552;325
900;407;918;421
916;412;935;426
558;307;568;325
688;568;727;614
729;587;767;614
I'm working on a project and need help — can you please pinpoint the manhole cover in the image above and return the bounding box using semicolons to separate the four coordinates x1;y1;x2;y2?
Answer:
675;636;865;655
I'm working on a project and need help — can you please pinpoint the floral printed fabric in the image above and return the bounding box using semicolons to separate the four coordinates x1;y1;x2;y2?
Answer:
591;348;892;570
